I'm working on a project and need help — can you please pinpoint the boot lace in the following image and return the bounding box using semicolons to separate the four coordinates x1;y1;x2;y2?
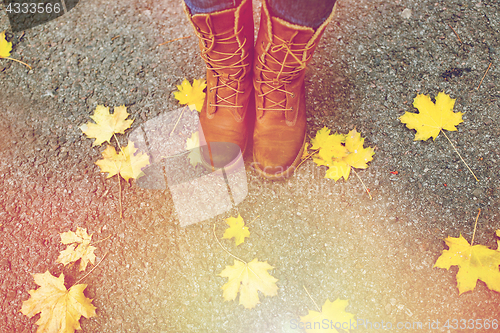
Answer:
255;31;314;118
194;17;250;112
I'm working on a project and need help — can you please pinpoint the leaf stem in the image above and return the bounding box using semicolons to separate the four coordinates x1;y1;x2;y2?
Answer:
113;133;125;219
440;130;479;181
213;223;246;264
170;105;188;137
90;234;112;246
113;133;124;154
4;56;32;69
295;149;319;171
74;250;109;286
303;285;321;312
247;215;260;225
117;176;122;218
352;168;372;200
470;208;481;246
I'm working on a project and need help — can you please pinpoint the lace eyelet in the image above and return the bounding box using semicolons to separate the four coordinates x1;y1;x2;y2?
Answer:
290;107;294;112
291;93;295;98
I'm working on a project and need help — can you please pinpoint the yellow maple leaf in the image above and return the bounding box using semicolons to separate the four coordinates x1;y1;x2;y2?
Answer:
497;230;500;249
342;129;375;170
173;78;207;112
80;105;134;146
219;258;278;309
21;271;96;333
400;92;463;141
310;127;332;150
312;133;348;167
95;141;150;181
185;131;202;167
0;30;32;69
434;234;500;294
311;127;347;160
222;214;250;246
311;128;374;181
300;298;356;333
0;31;12;58
325;160;351;181
344;128;364;153
56;227;96;272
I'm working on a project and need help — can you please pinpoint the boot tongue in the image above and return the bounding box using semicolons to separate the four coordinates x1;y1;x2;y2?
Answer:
259;18;314;114
266;17;315;73
192;11;248;111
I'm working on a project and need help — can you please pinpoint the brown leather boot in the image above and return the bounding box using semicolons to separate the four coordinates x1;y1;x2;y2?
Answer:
252;0;337;179
183;0;254;169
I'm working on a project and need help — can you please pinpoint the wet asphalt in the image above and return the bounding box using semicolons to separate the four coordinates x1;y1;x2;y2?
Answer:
1;0;499;332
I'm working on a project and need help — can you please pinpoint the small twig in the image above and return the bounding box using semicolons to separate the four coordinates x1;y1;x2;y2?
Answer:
476;62;492;90
91;234;112;246
352;168;372;200
3;56;32;69
158;36;191;47
74;250;109;285
111;35;120;41
170;105;188;136
303;285;321;312
440;130;479;181
160;151;190;159
100;188;109;198
295;149;319;171
447;23;462;44
470;208;481;246
60;0;67;13
213;223;246;264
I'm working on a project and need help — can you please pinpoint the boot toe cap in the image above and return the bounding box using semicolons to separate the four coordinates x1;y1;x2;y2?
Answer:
252;144;304;179
201;141;243;170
